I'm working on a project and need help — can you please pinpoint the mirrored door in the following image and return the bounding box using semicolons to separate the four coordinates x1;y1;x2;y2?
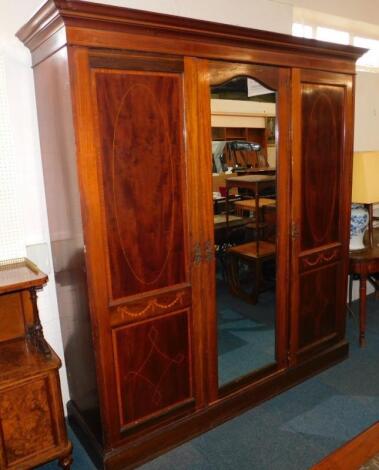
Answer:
207;62;290;392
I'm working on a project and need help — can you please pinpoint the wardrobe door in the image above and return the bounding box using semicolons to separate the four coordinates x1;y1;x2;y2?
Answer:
200;60;291;399
87;52;198;436
290;70;354;364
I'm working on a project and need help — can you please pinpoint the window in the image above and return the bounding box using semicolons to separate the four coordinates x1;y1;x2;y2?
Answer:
292;23;313;39
316;26;349;45
292;9;379;73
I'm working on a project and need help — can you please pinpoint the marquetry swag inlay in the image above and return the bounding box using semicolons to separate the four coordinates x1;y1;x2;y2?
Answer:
117;292;186;318
300;245;342;273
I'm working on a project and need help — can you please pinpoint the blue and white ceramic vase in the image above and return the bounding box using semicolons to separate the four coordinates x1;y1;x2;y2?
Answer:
350;204;369;251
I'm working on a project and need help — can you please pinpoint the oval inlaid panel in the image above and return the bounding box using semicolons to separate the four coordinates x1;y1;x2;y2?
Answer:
95;71;186;299
301;84;343;250
113;83;174;285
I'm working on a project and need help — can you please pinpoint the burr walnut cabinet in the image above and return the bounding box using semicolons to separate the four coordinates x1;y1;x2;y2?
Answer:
0;259;72;469
17;1;364;468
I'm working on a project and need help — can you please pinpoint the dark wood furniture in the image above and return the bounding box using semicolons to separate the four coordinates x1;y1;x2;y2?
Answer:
225;175;276;303
225;175;276;232
225;140;268;169
233;197;276;215
214;214;246;240
349;245;379;346
365;225;379;298
17;2;364;468
0;258;72;469
212;126;267;144
227;241;276;304
369;273;379;299
212;126;268;162
234;167;276;175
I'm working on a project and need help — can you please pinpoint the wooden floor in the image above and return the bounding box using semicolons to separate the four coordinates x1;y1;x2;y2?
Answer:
311;421;379;470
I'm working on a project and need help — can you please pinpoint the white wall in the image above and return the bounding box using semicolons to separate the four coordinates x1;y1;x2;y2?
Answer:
288;0;379;26
0;0;70;405
1;0;379;410
355;72;379;151
84;0;293;33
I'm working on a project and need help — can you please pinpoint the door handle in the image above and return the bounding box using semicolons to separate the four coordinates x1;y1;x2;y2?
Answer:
192;241;215;264
204;240;215;263
193;242;202;265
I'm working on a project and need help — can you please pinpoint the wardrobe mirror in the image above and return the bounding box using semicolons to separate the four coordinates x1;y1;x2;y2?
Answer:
210;72;278;388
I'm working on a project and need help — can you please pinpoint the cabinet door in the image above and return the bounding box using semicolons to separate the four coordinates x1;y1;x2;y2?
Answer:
290;70;353;364
83;52;200;437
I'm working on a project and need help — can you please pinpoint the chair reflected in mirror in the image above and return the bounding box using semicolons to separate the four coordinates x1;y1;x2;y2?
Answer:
224;174;276;304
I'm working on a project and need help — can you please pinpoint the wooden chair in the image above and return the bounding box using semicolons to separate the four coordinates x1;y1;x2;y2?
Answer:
224;176;277;304
233;198;276;216
233;198;275;239
226;240;276;304
224;140;267;169
368;225;379;299
214;214;248;281
368;273;379;299
349;226;379;308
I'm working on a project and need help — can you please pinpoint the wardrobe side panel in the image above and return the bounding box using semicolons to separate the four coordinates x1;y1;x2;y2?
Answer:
33;47;102;442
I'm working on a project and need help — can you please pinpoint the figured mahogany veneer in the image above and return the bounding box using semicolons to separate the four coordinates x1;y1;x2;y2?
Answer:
94;69;186;299
113;310;192;429
301;84;343;251
16;2;364;469
289;69;354;366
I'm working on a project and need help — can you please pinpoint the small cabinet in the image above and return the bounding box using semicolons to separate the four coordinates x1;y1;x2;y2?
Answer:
0;259;72;469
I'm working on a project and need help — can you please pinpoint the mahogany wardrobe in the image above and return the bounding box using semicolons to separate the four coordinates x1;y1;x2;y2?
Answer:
17;1;364;468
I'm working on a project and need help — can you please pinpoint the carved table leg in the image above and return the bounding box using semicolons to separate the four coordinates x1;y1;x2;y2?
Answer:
227;254;240;297
27;287;51;358
58;444;73;470
251;258;260;305
349;274;353;307
359;273;367;347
